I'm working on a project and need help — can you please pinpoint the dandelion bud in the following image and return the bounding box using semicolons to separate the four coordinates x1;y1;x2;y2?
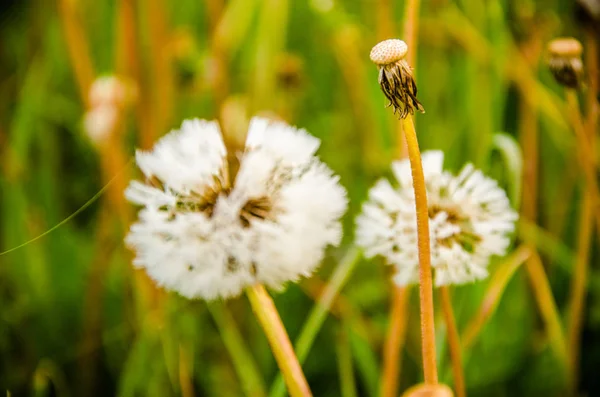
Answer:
369;39;424;118
83;106;119;145
89;76;136;108
547;37;584;89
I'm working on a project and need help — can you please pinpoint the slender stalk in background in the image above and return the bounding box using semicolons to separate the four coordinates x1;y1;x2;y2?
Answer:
584;29;598;159
562;35;597;382
565;89;597;388
247;284;312;397
440;287;465;397
57;0;95;106
462;245;532;348
251;0;289;112
567;192;593;390
565;91;600;234
209;302;267;397
402;0;420;67
179;345;196;397
380;286;410;397
337;324;359;397
524;251;568;366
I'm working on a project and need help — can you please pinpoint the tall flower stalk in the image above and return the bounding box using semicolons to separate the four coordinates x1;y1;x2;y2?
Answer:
547;37;597;388
380;4;421;396
368;39;437;384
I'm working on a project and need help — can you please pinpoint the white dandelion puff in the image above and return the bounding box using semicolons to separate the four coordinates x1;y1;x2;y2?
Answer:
356;151;518;287
125;117;348;300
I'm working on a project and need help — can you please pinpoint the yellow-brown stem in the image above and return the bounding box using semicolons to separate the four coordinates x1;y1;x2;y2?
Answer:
462;245;532;348
179;345;196;397
375;0;394;41
402;0;420;68
247;284;312;397
402;116;438;384
524;251;568;366
565;89;600;238
57;0;95;106
440;287;465;397
380;286;410;397
567;191;593;388
584;29;598;152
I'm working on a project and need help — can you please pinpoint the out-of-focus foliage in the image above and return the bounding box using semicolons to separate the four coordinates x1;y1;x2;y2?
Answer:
0;0;598;396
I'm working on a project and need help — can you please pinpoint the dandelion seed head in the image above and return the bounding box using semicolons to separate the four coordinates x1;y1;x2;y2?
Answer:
370;39;424;119
126;117;347;300
369;39;408;65
356;151;518;287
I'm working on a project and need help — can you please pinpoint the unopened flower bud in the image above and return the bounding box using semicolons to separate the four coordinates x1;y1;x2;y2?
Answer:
547;37;584;89
89;76;137;108
370;39;424;118
401;384;454;397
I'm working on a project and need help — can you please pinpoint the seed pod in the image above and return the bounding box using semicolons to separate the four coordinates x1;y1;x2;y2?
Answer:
370;39;424;118
547;37;584;89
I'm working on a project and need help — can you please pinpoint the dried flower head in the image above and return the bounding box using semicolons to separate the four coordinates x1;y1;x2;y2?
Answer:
370;39;424;118
356;151;518;287
547;37;584;89
125;117;348;300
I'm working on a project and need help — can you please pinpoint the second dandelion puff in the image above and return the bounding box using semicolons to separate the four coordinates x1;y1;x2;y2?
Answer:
126;117;348;300
356;151;518;286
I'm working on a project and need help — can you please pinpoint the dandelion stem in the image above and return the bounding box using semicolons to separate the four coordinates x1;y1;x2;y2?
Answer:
179;345;196;397
380;286;410;397
565;91;600;239
440;287;465;397
57;0;95;106
208;301;267;397
247;284;312;397
524;251;568;367
402;116;438;384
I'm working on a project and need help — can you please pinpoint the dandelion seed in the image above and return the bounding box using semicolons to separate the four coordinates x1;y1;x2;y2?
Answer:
125;117;348;300
547;37;584;89
369;39;424;118
356;151;518;287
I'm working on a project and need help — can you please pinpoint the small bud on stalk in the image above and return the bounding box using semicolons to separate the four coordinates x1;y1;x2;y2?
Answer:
369;39;424;118
547;37;584;89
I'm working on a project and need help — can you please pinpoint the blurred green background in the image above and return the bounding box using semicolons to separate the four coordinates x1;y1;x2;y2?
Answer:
0;0;598;396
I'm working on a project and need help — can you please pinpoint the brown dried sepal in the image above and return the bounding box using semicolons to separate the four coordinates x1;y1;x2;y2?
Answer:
378;60;425;119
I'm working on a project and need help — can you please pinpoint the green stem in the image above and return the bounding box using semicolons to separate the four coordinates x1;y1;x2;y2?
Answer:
337;324;358;397
208;301;267;397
